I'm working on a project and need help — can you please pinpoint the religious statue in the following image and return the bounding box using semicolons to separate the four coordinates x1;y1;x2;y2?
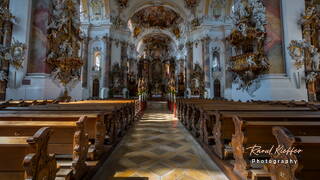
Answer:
168;77;176;94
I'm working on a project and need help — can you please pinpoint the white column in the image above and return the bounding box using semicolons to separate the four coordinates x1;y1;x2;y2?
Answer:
7;0;33;88
281;0;308;98
281;0;305;76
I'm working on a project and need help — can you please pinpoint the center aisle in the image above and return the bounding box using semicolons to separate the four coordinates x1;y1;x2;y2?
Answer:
93;101;228;180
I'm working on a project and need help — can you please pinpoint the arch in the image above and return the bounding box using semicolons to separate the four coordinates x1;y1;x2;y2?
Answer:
212;51;221;72
135;32;178;58
93;51;102;71
134;30;179;49
214;79;221;98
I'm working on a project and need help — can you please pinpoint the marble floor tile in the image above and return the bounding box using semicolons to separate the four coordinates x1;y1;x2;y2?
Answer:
92;101;228;180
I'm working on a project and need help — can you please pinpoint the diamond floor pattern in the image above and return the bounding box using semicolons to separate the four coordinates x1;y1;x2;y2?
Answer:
93;101;228;180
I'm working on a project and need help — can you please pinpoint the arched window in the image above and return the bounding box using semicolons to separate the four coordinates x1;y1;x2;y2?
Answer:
94;52;101;71
212;52;220;72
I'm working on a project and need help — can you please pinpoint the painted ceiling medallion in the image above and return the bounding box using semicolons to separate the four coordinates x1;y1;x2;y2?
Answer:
131;6;182;29
116;0;128;9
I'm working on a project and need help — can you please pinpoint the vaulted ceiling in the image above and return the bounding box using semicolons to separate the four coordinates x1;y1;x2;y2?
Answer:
130;6;182;29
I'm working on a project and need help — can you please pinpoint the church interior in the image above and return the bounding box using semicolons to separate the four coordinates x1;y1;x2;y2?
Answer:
0;0;320;179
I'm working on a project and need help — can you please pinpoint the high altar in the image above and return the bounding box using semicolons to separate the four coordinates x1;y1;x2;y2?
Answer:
138;58;175;97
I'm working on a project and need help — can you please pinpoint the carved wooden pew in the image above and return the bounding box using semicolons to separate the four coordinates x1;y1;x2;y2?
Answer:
0;100;56;109
2;103;134;142
0;116;89;180
205;111;320;159
7;104;131;132
0;127;57;180
0;111;108;159
230;115;320;179
192;104;315;145
34;102;136;127
266;126;320;180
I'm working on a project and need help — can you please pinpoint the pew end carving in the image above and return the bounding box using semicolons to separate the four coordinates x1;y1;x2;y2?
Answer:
23;127;57;180
72;116;89;180
266;126;299;180
231;116;249;179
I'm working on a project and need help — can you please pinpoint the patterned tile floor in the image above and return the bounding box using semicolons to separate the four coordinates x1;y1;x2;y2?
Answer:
93;101;228;180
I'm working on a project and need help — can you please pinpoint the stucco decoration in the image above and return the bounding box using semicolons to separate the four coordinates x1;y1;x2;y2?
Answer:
116;0;129;9
0;70;7;82
47;0;83;100
0;39;26;69
288;40;320;82
111;15;126;30
184;0;199;14
0;0;15;27
89;0;104;21
0;1;26;70
227;0;269;92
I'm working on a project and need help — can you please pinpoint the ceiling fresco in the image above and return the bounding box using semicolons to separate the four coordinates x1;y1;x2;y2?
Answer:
131;6;182;29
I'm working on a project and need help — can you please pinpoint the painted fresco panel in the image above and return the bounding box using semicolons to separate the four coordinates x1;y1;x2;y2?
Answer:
264;0;285;74
27;0;50;73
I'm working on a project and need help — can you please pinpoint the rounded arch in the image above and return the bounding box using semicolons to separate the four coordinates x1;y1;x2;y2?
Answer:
134;29;179;48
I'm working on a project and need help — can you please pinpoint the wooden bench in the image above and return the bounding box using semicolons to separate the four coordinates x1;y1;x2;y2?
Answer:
265;126;320;180
0;111;107;159
231;115;320;179
0;116;89;180
206;111;320;159
194;105;316;147
175;99;320;180
0;127;57;180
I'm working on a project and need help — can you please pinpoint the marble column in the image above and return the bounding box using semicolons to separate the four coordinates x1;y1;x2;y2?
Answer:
202;37;211;98
186;42;193;92
81;36;89;88
100;36;112;99
121;41;128;98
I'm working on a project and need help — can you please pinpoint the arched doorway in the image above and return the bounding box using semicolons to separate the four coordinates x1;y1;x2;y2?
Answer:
214;79;221;98
92;79;100;98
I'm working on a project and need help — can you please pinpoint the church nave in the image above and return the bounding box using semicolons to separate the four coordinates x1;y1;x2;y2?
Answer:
93;101;228;180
